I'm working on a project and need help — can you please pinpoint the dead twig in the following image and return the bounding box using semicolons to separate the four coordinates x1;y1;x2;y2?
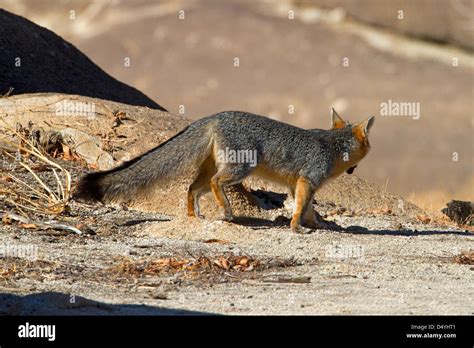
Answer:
259;275;312;284
0;118;71;216
1;211;82;235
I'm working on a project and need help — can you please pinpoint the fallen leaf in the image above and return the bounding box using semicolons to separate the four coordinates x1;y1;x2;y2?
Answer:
30;164;49;172
203;239;230;244
238;257;249;266
454;251;474;265
19;223;38;229
88;162;99;170
371;207;392;215
61;144;72;160
2;214;12;225
416;214;431;224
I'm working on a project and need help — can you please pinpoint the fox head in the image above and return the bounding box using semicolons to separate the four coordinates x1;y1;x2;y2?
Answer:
329;108;375;176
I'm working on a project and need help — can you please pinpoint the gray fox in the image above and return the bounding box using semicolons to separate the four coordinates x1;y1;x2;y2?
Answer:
75;109;374;233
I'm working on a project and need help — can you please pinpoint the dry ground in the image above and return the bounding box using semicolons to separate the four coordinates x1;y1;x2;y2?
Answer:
0;202;472;315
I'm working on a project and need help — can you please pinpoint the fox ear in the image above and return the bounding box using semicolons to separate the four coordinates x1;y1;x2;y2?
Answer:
331;108;347;129
360;116;375;134
353;116;375;141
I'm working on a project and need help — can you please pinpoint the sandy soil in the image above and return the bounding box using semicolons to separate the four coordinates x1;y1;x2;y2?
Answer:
0;201;472;315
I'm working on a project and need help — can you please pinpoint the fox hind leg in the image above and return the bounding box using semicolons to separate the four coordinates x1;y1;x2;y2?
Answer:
210;164;253;221
291;177;315;233
187;177;211;218
187;156;215;218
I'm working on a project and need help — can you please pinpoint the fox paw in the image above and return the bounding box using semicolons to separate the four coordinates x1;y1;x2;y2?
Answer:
187;212;205;219
218;214;234;222
291;225;313;234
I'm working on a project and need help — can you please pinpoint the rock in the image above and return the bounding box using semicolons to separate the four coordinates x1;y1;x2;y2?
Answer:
59;128;114;170
441;200;474;225
0;9;166;110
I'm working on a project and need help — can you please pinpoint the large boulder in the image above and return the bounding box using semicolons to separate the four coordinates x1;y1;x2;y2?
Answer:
0;9;166;110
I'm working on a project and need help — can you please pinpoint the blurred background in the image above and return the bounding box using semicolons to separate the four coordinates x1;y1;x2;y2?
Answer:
1;0;472;211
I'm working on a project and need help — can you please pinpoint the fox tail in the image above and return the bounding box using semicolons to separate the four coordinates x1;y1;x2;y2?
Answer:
74;120;213;202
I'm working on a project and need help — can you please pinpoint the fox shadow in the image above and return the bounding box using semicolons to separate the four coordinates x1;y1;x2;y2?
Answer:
231;216;471;237
0;291;213;315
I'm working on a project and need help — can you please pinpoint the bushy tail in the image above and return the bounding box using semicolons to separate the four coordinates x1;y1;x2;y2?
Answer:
74;120;214;203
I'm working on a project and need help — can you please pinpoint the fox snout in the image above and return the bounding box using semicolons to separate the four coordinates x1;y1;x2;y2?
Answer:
346;165;357;174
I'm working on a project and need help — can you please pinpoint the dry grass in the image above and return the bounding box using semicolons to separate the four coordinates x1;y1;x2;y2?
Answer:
409;180;474;214
0;120;71;216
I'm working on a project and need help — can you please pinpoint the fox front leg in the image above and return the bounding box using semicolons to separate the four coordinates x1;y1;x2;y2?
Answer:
290;177;316;234
303;205;325;229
